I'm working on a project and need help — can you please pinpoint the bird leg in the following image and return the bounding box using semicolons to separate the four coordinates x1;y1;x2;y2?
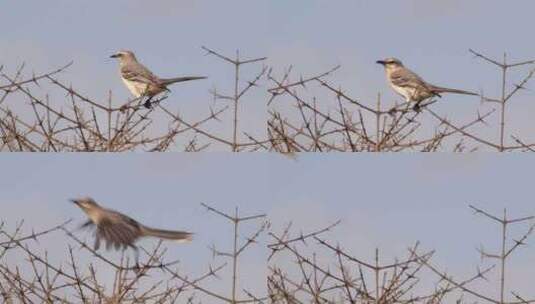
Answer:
144;95;169;110
130;245;141;273
143;96;155;109
412;102;422;113
413;99;438;112
94;234;101;251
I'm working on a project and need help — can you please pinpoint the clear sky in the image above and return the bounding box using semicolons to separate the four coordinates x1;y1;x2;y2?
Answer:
3;1;535;149
1;154;535;300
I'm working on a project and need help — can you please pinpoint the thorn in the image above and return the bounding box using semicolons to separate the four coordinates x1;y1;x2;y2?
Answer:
514;239;526;246
247;81;258;87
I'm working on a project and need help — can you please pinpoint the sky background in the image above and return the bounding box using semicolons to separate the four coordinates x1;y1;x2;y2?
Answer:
1;153;535;301
3;1;535;150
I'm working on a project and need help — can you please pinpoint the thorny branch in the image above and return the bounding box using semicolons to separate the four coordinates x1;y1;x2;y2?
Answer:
2;49;535;152
1;204;535;303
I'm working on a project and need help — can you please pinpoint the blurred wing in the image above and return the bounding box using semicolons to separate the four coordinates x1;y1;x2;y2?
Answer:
96;215;141;251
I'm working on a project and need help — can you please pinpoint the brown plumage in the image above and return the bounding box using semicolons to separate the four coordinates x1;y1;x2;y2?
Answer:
71;197;193;252
110;50;207;108
377;57;477;110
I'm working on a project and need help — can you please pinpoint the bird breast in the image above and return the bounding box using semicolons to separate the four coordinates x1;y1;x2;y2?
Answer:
122;78;165;97
389;82;414;102
84;208;103;224
122;78;146;97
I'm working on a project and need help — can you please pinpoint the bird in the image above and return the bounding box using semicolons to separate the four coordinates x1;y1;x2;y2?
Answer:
110;50;207;109
377;57;478;111
71;197;192;263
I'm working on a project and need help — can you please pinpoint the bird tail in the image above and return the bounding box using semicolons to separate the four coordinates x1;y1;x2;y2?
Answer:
160;76;207;86
430;85;478;96
141;226;193;243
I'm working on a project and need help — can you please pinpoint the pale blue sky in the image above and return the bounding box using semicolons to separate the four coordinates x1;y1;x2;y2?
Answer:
1;154;535;300
3;1;535;149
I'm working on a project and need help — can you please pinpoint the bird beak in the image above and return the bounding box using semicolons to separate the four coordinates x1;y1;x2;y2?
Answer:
70;199;80;205
376;60;386;65
110;54;119;58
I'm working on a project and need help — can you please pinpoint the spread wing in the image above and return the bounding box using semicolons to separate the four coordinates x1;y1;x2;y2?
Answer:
121;63;161;85
390;68;428;89
95;211;141;251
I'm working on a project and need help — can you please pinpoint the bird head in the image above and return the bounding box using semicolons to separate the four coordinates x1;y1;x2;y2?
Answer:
110;50;137;61
376;58;403;70
70;197;100;211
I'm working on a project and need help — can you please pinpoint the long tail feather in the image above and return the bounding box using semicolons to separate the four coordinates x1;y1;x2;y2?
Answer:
141;226;193;242
431;85;478;96
160;76;207;86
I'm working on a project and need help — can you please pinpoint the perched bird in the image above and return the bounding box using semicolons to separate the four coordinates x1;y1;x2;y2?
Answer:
377;57;477;111
71;197;192;261
110;50;206;108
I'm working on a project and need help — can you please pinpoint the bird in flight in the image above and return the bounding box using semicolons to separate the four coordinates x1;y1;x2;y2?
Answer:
377;57;477;111
110;50;206;109
71;197;192;264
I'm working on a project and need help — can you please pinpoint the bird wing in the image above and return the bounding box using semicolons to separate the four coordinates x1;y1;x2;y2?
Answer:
121;63;161;85
389;68;428;89
96;211;141;251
